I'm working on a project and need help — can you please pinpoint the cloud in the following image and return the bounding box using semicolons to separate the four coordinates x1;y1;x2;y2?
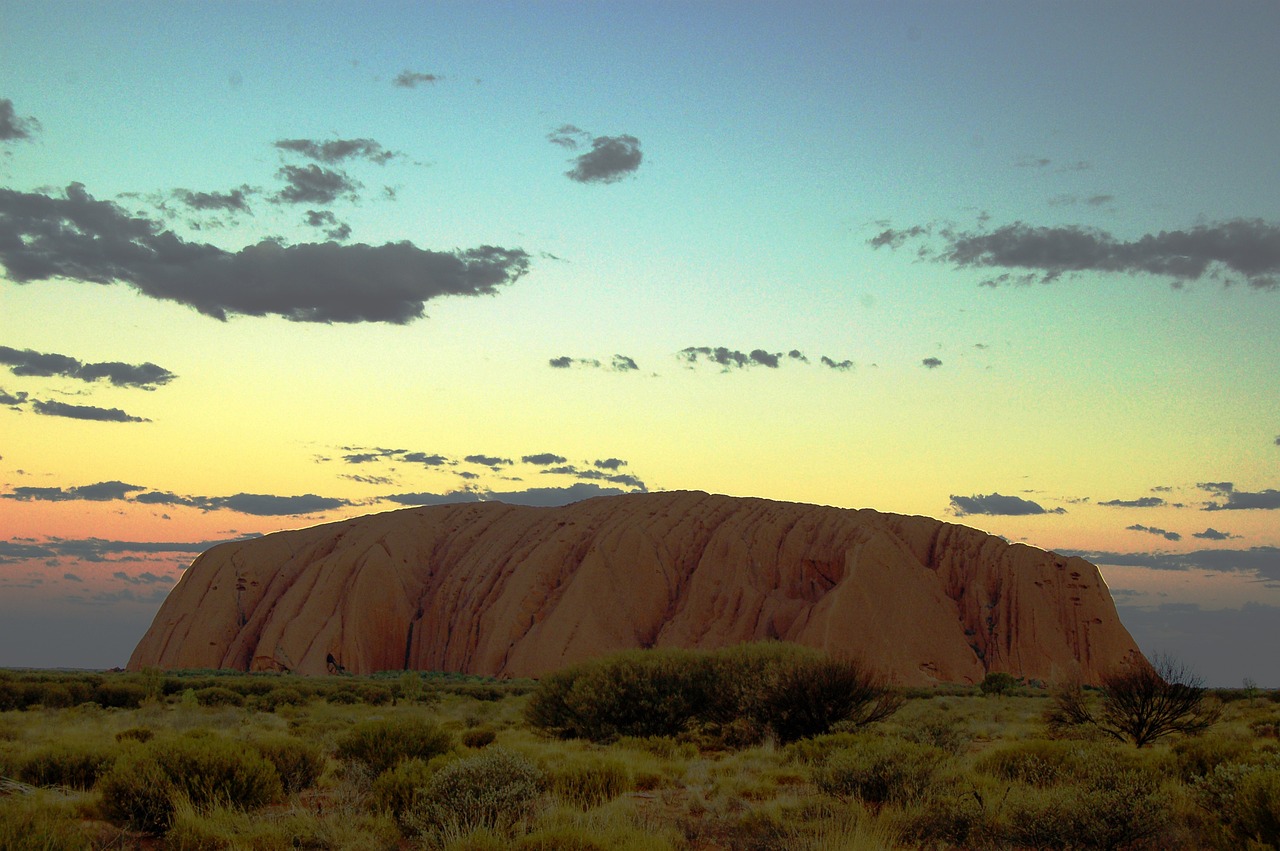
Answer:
401;452;452;467
922;357;942;369
564;134;643;184
1126;524;1181;542
548;355;638;372
4;481;143;502
0;183;530;324
872;218;1280;290
1100;496;1166;508
464;454;512;467
0;534;253;565
1199;482;1280;510
303;210;351;241
0;98;39;141
113;570;175;585
548;125;589;149
522;453;568;466
394;70;440;88
593;458;626;471
274;137;396;165
31;399;149;422
2;479;349;517
1015;157;1051;168
679;347;786;370
274;164;360;205
1063;545;1280;581
949;492;1064;516
388;482;631;508
0;345;176;388
819;356;854;371
173;187;254;213
1193;528;1238;541
0;388;28;406
540;465;645;491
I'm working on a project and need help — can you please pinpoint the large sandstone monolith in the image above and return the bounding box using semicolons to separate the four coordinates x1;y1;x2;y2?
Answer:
128;491;1146;685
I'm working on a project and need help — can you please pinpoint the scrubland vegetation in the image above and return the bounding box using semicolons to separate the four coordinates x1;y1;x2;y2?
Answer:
1;645;1277;850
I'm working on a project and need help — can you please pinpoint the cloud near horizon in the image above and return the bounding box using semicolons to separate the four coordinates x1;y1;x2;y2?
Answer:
950;492;1065;516
2;481;351;516
0;184;531;324
871;218;1280;290
384;482;632;509
1199;481;1280;511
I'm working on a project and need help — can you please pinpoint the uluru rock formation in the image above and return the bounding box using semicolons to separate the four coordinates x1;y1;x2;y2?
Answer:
128;491;1146;685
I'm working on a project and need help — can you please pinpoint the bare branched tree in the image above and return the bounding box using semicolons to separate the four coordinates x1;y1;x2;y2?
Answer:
1049;655;1220;747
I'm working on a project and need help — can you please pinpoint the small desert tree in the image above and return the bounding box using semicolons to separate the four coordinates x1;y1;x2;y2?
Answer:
1050;654;1220;747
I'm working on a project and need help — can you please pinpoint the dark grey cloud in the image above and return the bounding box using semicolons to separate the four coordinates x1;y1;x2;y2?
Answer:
593;458;625;471
820;356;854;371
387;482;629;508
1275;435;1280;446
304;210;351;241
949;492;1064;516
394;70;440;88
1199;481;1280;510
0;183;530;324
4;481;142;502
274;165;360;205
564;134;643;184
113;570;175;586
0;534;252;565
548;355;639;372
341;447;403;464
679;347;785;370
275;137;396;165
63;573;82;582
1100;496;1166;508
343;474;395;485
922;357;942;369
401;452;452;467
1115;602;1279;687
173;187;254;213
787;350;809;364
1193;528;1237;541
31;399;149;423
464;454;512;468
541;464;645;491
1015;157;1051;168
1126;524;1181;542
0;344;175;389
523;453;567;466
1063;545;1280;581
0;98;39;141
872;218;1280;290
0;388;27;406
2;478;349;517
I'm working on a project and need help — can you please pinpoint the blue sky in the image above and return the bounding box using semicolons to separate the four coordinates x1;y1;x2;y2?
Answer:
2;1;1279;684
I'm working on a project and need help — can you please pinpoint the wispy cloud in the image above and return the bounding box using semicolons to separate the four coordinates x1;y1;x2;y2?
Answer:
1199;481;1280;511
871;218;1280;290
274;137;397;165
0;98;39;142
394;70;440;88
31;399;149;423
2;480;350;516
1127;523;1181;542
0;345;175;389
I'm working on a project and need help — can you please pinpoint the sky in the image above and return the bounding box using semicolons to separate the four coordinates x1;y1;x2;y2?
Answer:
1;1;1278;686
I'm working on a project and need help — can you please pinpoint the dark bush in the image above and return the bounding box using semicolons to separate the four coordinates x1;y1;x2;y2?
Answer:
260;686;307;711
115;726;155;744
336;717;453;775
99;735;282;834
93;680;147;709
757;655;902;744
18;743;118;789
462;728;497;749
194;686;245;707
252;735;325;794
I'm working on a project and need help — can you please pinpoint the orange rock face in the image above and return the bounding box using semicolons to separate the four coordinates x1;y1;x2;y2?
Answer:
128;491;1146;685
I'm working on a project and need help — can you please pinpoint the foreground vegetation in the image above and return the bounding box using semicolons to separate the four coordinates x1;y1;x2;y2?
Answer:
1;648;1277;850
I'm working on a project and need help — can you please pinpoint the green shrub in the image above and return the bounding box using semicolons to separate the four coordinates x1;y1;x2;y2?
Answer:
370;757;435;824
115;726;155;744
1172;731;1258;780
193;686;245;707
336;717;453;775
812;739;946;806
1193;758;1280;846
0;793;90;850
462;727;497;749
252;735;325;795
18;742;118;789
1000;767;1168;850
404;747;544;836
99;735;283;834
260;685;307;711
979;671;1020;696
547;756;632;808
93;680;147;709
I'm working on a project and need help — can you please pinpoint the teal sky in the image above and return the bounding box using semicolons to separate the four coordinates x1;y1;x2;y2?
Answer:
2;1;1279;685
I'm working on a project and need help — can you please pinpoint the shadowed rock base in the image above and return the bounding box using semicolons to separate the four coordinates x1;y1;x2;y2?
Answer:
127;491;1145;685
